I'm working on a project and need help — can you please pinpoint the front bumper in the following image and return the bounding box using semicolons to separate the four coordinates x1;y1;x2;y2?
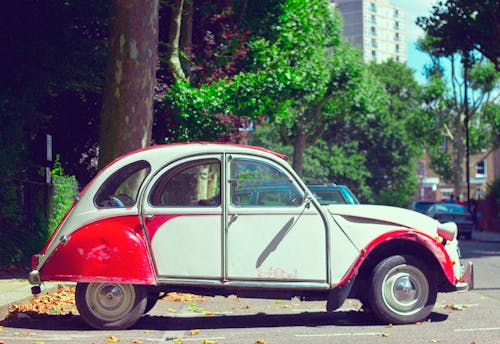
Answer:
456;260;474;291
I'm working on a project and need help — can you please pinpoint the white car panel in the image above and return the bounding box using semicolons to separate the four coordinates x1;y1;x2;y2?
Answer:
151;215;222;277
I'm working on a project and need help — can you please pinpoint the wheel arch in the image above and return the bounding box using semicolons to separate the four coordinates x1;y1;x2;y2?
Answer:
350;233;456;299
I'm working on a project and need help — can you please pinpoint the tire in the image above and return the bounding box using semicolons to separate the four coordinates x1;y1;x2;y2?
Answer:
144;292;160;314
368;255;437;324
75;282;147;330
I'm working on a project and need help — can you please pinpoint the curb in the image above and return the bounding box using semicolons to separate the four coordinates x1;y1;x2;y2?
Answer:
0;280;60;322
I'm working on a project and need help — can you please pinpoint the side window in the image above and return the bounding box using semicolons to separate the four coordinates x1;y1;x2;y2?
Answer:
230;159;301;207
149;159;221;207
94;160;151;208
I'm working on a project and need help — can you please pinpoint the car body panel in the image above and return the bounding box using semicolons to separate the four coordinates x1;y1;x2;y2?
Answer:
38;216;155;284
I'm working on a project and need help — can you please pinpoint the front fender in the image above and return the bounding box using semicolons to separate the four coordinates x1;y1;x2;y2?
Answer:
39;216;155;284
337;230;455;287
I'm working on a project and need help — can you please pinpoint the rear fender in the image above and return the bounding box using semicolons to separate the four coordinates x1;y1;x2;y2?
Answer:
39;216;156;284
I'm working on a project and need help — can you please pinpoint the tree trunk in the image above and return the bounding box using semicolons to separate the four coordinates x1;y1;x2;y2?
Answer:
165;0;187;82
98;0;159;170
452;111;466;198
292;116;307;177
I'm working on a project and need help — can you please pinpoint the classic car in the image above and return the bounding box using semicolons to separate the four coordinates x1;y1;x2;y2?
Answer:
29;143;473;329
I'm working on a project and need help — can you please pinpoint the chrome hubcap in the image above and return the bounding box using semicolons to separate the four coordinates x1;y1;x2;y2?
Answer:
87;283;135;320
382;265;428;315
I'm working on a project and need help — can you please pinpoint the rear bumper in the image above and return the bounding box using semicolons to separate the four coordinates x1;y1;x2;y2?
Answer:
456;260;474;291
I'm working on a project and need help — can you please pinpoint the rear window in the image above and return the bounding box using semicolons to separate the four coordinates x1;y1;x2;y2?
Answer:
94;160;151;208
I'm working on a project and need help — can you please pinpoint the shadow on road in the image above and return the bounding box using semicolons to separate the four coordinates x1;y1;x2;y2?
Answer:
0;310;449;331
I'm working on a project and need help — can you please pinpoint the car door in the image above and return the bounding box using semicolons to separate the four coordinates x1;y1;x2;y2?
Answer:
142;155;223;279
225;154;328;282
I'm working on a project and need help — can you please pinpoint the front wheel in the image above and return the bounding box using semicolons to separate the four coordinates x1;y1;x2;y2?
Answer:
76;282;147;330
368;255;437;324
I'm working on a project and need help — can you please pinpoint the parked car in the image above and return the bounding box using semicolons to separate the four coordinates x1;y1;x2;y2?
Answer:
426;203;475;239
410;201;436;214
29;143;473;329
307;183;359;205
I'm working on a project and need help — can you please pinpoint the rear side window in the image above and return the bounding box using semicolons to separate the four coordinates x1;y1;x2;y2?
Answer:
94;160;151;208
149;159;221;207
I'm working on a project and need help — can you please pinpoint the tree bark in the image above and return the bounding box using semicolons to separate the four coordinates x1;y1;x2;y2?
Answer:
98;0;159;170
165;0;187;82
292;116;307;177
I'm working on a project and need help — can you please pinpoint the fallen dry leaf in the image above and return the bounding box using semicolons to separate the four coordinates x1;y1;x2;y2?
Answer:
172;338;183;344
104;335;120;342
190;329;201;336
256;340;267;344
381;333;390;337
431;339;440;343
7;285;77;319
444;304;464;311
386;323;394;328
165;292;206;302
25;331;36;336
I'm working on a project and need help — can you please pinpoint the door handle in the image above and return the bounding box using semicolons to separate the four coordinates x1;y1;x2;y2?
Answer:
228;213;238;226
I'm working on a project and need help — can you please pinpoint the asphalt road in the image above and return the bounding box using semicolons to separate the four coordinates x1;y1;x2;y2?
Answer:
0;240;499;344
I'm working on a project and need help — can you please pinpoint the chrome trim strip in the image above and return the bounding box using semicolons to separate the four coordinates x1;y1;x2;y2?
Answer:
154;277;330;290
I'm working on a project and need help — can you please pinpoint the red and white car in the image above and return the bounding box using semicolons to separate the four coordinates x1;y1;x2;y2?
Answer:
29;143;473;329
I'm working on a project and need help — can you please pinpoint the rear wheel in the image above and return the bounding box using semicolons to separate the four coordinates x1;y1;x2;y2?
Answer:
368;255;437;324
144;291;167;314
76;282;147;329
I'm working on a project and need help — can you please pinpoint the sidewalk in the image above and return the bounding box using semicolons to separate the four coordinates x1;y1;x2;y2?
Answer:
472;229;500;242
0;276;59;321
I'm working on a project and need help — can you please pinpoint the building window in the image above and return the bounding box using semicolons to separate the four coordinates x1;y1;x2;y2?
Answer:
394;9;399;18
371;14;376;24
476;160;486;178
395;44;400;53
371;38;377;48
371;26;376;35
370;2;376;12
394;21;400;30
371;50;377;59
395;32;400;41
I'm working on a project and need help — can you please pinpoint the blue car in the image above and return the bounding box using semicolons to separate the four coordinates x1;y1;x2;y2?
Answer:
307;183;359;205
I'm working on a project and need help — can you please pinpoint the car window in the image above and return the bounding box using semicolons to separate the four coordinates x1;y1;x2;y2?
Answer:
149;159;221;207
311;189;346;205
230;159;301;207
94;160;151;208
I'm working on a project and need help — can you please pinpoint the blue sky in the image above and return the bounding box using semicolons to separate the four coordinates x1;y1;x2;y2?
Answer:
391;0;439;84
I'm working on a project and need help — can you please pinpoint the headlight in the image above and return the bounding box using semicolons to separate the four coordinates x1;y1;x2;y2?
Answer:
437;222;458;242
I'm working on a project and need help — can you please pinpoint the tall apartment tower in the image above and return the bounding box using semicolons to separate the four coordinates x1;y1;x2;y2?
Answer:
332;0;406;63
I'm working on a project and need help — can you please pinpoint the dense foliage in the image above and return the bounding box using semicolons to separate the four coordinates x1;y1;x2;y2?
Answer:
2;0;499;265
416;0;500;71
